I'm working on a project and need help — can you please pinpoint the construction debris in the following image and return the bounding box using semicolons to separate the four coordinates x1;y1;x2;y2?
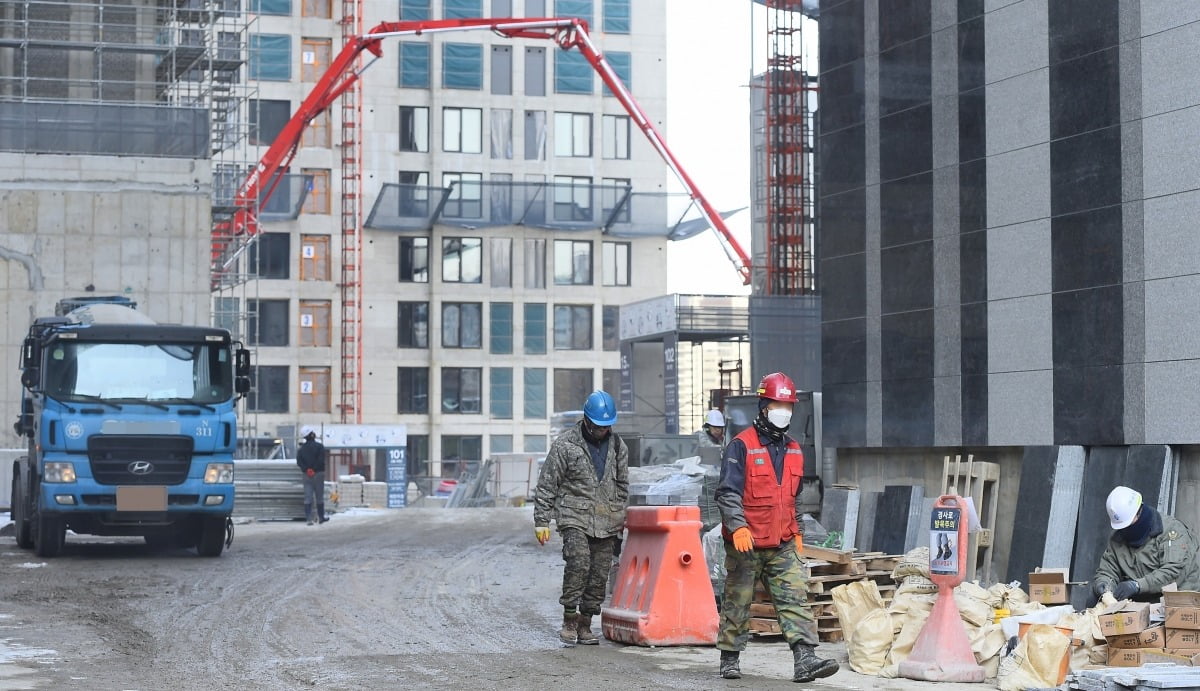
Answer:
1067;664;1200;689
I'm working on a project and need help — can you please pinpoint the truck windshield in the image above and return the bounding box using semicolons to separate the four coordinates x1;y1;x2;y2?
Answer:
44;341;234;405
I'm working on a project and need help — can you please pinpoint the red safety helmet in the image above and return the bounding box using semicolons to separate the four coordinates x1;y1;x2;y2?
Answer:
756;372;798;403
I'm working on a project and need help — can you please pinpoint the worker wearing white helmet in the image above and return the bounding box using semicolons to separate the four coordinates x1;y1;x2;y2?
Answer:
1091;485;1200;603
696;409;726;449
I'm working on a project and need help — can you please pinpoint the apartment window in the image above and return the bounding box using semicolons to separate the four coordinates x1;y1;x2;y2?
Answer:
398;171;431;216
400;0;430;20
443;107;482;153
554;239;592;285
397;301;429;348
605;51;631;95
491;302;513;354
554;112;592;157
301;168;330;214
603;0;630;32
298;300;332;346
300;38;331;82
554;368;593;412
442;173;483;219
249;99;290;146
490;175;513;224
488;237;512;288
398;106;430;153
602;241;630;286
300;234;330;281
248;365;288;413
407;435;430;479
553;175;593;222
492;45;512;95
603;368;620;396
525;435;548;452
298;367;330;413
250;34;290;81
554;50;592;94
554;0;593;25
491;367;513;419
524;110;546;160
442;302;482;349
524;303;547;354
442;237;482;283
602;114;630;159
525;238;546;288
249;232;290;279
251;0;290;15
526;0;545;15
442;368;483;413
441;435;483;476
214;297;239;338
399;42;431;88
397;367;429;413
248;299;289;346
302;0;330;17
490;109;513;159
445;0;481;17
491;434;513;453
602;305;619;351
554;305;593;350
443;43;483;90
301;109;330;147
525;47;546;96
601;177;631;224
399;236;430;282
524;367;547;418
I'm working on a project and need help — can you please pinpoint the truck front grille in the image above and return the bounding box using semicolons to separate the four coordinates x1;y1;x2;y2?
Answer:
87;435;194;486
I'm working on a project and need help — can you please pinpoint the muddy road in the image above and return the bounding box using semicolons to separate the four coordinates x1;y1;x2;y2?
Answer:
0;508;989;690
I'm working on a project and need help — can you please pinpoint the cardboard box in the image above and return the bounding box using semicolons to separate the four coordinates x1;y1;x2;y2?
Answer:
1107;648;1196;667
1164;590;1200;608
1106;625;1165;649
1165;649;1200;665
1098;602;1152;636
1165;627;1200;650
1028;568;1070;604
1167;606;1200;630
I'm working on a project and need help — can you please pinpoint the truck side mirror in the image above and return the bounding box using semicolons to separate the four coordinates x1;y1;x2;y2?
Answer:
20;337;36;369
235;348;251;377
20;367;38;391
235;376;251;395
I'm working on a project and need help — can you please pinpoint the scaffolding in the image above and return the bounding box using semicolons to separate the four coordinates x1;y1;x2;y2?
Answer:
338;0;363;430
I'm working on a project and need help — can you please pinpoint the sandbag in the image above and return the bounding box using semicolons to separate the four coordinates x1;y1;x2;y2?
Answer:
895;574;939;595
954;588;995;629
971;622;1007;670
995;624;1070;691
831;579;885;646
847;608;894;675
891;547;931;580
886;612;927;667
887;590;936;617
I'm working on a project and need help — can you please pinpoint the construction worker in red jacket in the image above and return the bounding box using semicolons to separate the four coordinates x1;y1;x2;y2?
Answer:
714;372;838;683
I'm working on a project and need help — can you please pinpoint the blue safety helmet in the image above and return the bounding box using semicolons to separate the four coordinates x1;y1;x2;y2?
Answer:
583;390;618;426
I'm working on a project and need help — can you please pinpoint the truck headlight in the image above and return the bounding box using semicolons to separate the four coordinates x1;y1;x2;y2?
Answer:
44;462;76;483
204;463;234;484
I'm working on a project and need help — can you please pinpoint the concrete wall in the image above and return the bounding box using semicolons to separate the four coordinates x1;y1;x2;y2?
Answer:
0;153;213;447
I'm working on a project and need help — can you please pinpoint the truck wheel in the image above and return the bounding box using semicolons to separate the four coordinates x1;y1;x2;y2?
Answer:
33;512;64;558
196;517;226;557
11;467;33;549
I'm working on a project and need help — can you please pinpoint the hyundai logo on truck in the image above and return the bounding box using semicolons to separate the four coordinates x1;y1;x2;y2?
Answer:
128;461;154;475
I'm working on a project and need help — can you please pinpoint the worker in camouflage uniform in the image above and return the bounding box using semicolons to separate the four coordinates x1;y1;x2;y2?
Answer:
714;372;838;683
534;390;628;646
1091;485;1200;603
696;409;726;449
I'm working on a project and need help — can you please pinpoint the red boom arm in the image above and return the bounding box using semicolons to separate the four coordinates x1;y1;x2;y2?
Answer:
218;17;752;285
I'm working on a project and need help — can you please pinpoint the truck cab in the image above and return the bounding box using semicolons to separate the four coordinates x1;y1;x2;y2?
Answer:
11;297;250;557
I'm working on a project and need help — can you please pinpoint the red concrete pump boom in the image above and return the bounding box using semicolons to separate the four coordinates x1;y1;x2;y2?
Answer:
215;17;752;284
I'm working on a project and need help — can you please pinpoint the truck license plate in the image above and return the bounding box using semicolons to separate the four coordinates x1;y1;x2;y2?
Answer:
116;486;167;512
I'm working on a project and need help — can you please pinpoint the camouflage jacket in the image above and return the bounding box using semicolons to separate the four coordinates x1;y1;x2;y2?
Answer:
695;429;723;449
1094;512;1200;594
533;423;629;538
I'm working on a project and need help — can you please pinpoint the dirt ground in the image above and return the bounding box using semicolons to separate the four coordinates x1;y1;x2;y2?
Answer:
0;507;996;690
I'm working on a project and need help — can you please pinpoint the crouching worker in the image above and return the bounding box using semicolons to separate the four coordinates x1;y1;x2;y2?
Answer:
1091;485;1200;604
714;372;838;683
533;390;628;645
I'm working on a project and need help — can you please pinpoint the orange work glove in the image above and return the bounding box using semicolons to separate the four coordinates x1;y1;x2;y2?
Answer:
732;527;755;552
305;468;315;478
794;534;804;554
535;526;551;546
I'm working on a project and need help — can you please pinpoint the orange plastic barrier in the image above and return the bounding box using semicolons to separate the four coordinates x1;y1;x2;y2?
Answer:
601;505;718;646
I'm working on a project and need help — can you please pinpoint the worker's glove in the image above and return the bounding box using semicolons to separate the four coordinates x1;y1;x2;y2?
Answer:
794;533;804;554
731;527;755;553
1091;579;1111;598
1113;580;1140;601
305;468;315;478
535;526;551;546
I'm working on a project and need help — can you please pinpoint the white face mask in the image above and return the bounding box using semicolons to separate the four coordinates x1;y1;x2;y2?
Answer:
767;408;792;429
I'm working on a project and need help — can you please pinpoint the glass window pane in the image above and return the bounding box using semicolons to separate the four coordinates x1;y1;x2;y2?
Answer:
524;303;546;354
524;435;547;452
490;367;513;419
602;305;618;350
463;108;483;153
250;34;291;81
491;434;513;453
399;42;431;88
443;43;483;90
605;51;631;96
554;50;592;94
603;0;630;33
490;302;513;353
251;0;291;15
443;108;463;152
553;240;572;284
524;367;547;418
461;368;482;413
444;0;481;18
400;0;431;20
442;304;461;347
462;303;482;348
554;0;593;25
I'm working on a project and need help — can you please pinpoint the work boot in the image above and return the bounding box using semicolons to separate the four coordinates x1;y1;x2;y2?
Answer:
720;650;741;679
559;612;578;644
792;644;838;683
317;504;328;523
576;614;599;645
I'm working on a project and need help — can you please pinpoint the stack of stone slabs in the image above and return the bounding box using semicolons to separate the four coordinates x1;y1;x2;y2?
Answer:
819;485;861;551
1067;445;1175;609
873;485;925;555
1005;446;1085;586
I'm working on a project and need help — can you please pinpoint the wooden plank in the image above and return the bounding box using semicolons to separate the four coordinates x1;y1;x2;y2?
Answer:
801;544;854;564
749;603;776;618
749;617;781;635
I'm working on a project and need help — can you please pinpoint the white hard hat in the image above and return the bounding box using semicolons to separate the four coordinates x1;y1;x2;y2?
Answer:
705;409;726;427
300;426;316;439
1106;486;1142;530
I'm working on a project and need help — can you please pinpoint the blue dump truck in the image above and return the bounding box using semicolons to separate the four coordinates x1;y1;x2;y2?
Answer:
10;296;250;557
